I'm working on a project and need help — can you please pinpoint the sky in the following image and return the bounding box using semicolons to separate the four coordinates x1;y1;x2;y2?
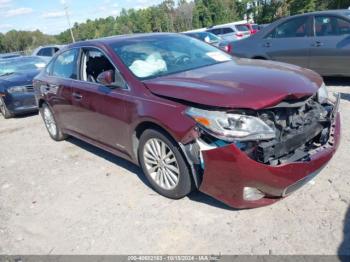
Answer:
0;0;163;35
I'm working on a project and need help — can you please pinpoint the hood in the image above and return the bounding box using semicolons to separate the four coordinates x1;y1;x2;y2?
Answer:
143;59;323;110
0;69;39;91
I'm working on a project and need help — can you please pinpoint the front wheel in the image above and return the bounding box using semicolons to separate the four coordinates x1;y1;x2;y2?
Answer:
40;103;67;141
0;97;14;119
138;129;193;199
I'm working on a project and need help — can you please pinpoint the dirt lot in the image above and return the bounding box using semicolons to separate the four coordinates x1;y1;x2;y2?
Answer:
0;78;349;255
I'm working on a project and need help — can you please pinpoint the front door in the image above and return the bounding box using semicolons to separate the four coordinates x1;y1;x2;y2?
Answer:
262;16;313;68
69;47;130;154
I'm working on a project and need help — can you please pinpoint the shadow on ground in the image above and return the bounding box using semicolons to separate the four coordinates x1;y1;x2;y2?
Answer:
67;136;234;210
324;77;350;87
14;111;38;119
339;206;350;260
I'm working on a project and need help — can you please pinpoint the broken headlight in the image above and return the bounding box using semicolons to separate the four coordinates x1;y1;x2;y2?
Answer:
186;107;276;142
317;82;328;104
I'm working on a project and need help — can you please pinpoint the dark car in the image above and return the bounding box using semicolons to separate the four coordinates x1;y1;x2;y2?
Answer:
230;10;350;76
184;31;232;53
34;33;340;209
0;56;48;118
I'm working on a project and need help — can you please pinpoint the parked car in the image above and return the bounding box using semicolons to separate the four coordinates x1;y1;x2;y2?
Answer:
206;23;251;41
0;56;48;118
32;45;65;57
34;33;340;209
244;23;260;34
184;31;232;53
230;10;350;77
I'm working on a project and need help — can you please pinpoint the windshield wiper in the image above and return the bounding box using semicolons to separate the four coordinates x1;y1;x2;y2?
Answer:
0;72;14;77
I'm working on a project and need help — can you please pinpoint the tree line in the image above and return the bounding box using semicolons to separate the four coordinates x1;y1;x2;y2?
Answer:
1;0;349;53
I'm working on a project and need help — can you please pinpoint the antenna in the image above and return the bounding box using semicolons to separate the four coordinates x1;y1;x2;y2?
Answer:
62;0;75;43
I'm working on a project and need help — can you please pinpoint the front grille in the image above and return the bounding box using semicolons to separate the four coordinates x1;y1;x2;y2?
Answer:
25;85;34;92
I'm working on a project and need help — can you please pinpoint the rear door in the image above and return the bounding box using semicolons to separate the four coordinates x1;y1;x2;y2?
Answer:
69;47;130;153
45;48;79;131
309;15;350;76
261;16;313;68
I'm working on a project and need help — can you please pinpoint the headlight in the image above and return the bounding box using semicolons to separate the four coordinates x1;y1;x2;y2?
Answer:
317;82;328;104
186;107;276;142
7;86;27;93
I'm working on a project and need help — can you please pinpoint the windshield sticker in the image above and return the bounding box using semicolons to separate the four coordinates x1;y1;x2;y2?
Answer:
206;52;231;62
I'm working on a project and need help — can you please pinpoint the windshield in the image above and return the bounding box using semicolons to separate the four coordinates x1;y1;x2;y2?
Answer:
0;56;48;76
111;34;232;80
252;24;259;30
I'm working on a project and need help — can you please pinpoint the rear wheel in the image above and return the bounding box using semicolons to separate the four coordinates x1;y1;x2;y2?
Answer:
138;129;193;199
40;103;67;141
0;97;13;119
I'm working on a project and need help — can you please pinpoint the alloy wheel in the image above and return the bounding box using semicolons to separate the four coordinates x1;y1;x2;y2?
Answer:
43;106;57;137
143;138;180;190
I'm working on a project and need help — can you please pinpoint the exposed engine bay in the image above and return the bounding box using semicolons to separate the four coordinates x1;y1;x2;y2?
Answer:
246;94;337;165
183;93;340;182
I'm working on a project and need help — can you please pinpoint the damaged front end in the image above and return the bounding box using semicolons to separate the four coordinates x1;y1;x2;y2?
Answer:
182;89;341;208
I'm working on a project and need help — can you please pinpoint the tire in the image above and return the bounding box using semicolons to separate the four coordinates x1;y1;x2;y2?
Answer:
40;103;67;141
138;129;194;199
0;97;14;119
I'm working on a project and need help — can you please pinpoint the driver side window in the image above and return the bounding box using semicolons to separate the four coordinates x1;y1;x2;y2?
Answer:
80;48;127;89
267;16;309;39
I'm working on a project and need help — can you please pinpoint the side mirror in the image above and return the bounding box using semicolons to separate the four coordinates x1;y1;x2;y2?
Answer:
97;70;114;86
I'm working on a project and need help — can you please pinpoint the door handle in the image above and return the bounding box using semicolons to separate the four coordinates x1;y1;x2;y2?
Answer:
263;42;271;48
72;92;83;100
312;41;324;47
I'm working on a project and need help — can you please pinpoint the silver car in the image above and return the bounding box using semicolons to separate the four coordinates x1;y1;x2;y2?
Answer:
230;10;350;77
206;23;251;42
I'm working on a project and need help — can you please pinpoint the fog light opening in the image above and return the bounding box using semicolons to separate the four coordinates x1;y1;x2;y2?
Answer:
243;187;265;201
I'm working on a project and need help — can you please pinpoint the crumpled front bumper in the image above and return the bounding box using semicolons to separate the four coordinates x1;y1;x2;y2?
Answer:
198;112;341;209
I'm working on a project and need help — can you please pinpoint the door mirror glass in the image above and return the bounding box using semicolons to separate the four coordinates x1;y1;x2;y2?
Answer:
97;70;114;86
97;70;127;89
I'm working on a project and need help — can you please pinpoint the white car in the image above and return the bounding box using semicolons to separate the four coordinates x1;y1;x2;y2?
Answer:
32;45;65;57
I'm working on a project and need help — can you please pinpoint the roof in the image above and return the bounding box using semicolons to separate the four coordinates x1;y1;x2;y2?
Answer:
67;32;181;48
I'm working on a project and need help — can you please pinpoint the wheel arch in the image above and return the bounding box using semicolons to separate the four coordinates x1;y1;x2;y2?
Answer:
132;120;200;189
37;98;46;108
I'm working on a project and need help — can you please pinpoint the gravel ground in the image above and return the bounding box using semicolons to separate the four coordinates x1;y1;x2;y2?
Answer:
0;78;349;255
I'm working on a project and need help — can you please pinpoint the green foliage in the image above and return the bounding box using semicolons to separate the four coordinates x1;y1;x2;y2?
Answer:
0;0;348;53
0;30;57;54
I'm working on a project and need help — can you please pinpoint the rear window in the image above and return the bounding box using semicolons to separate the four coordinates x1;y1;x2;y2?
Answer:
208;28;221;35
222;27;234;34
38;48;53;57
236;25;250;31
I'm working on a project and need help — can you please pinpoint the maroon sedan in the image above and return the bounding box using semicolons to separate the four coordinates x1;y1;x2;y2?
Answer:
33;33;340;209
